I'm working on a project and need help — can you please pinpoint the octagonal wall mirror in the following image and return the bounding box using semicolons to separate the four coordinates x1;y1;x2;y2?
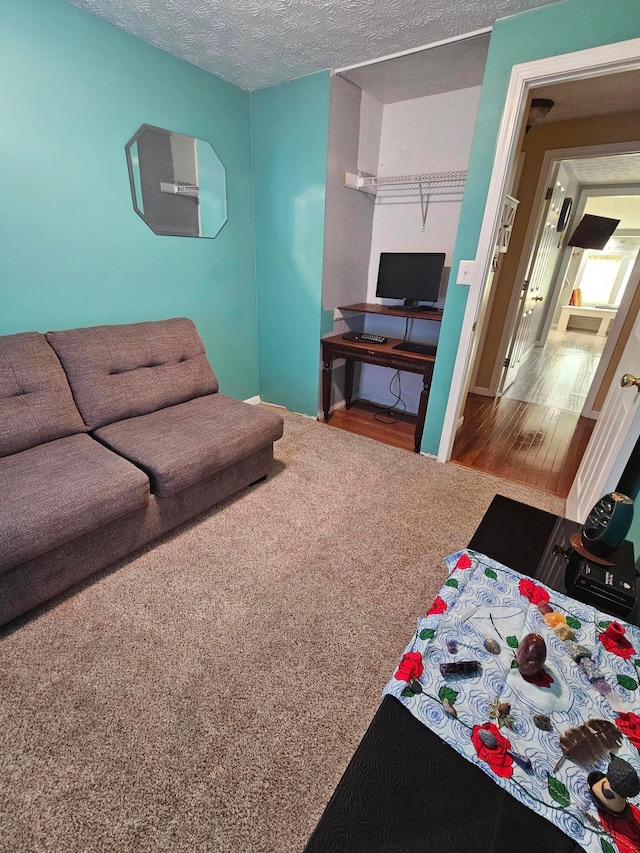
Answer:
125;124;227;238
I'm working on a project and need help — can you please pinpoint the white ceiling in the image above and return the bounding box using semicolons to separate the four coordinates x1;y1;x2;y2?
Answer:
586;196;640;231
67;0;561;91
567;154;640;186
531;70;640;123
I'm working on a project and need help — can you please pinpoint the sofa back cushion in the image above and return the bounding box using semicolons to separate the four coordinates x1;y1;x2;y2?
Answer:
0;332;87;457
46;318;219;430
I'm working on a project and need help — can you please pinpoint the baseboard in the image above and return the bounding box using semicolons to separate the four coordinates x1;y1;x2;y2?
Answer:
244;395;262;405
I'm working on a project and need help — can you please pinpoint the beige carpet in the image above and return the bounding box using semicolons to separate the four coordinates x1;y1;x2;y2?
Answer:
1;408;564;853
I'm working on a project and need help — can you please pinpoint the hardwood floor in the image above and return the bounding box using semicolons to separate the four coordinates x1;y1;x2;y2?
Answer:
322;330;600;498
323;400;416;452
451;395;594;498
502;329;605;412
452;330;603;497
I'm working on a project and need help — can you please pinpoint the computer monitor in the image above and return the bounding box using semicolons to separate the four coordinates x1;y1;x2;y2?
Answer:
376;252;445;309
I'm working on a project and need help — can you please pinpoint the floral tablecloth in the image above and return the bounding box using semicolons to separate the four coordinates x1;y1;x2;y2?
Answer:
382;550;640;853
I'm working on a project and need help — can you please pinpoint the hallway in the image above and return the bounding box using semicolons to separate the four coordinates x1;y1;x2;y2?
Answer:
451;330;603;497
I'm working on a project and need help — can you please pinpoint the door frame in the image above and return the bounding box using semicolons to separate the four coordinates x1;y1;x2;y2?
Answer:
438;36;640;463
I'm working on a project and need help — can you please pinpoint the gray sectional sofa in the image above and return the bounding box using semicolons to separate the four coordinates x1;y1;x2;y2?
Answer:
0;318;283;626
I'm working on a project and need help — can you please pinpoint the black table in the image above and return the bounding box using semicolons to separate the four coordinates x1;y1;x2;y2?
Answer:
304;495;637;852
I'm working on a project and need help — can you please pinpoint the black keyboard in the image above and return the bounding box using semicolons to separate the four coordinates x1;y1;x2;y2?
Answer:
342;332;387;344
392;341;437;356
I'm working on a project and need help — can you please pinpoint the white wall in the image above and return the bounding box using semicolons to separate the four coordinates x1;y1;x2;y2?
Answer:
321;76;378;412
359;86;481;412
358;91;383;176
322;76;376;311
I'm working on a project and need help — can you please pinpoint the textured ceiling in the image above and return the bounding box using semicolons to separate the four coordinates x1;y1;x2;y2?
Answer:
568;154;640;186
341;33;490;104
67;0;560;91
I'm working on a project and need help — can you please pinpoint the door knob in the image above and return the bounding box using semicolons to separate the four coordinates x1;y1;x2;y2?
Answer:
621;373;640;391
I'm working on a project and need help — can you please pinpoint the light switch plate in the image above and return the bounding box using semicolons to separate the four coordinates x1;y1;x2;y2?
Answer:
457;260;476;285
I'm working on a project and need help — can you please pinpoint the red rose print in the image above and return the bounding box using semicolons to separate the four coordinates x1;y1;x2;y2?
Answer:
455;553;472;570
471;722;513;779
598;802;640;853
394;651;423;682
616;712;640;749
599;624;635;659
521;668;554;688
426;596;447;616
518;578;550;605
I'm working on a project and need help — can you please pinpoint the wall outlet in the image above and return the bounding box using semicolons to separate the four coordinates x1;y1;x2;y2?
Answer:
457;260;476;285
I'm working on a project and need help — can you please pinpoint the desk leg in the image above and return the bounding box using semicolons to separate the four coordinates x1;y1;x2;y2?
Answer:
414;371;431;453
322;359;332;422
345;359;354;410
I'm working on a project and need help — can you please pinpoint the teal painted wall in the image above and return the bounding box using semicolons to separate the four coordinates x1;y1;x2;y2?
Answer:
423;0;640;455
251;73;331;416
1;0;258;400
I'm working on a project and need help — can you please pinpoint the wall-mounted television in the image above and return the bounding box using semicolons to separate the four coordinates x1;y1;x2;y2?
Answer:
376;252;445;310
567;214;620;250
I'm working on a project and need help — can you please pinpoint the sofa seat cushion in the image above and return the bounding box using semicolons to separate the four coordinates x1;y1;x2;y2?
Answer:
46;318;219;430
94;395;284;497
0;434;150;572
0;332;86;457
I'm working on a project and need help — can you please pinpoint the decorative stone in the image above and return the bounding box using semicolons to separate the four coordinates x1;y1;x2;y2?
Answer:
592;679;613;697
442;698;457;717
488;698;514;729
565;641;592;663
537;602;553;615
553;624;575;641
508;750;532;771
478;728;498;749
533;714;553;731
543;612;567;628
408;678;423;694
439;660;481;676
484;638;501;655
579;657;605;683
446;640;459;654
516;633;547;677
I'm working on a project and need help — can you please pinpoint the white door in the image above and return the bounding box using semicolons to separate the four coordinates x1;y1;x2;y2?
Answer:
566;299;640;522
499;164;570;393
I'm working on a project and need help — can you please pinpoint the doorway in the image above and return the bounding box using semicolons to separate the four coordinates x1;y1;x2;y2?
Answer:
449;79;640;497
440;40;640;517
452;180;640;496
493;174;640;421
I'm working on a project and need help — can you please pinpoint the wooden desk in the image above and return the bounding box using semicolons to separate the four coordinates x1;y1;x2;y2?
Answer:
321;334;436;453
